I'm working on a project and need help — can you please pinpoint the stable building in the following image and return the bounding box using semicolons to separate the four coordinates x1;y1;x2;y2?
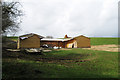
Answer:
41;35;91;48
40;38;71;48
17;33;91;49
17;33;43;49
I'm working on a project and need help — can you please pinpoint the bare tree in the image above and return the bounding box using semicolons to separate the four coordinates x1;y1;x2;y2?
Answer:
46;36;53;39
1;1;23;36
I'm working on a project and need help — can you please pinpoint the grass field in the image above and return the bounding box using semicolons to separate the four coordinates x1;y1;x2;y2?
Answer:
90;37;119;45
2;37;119;79
6;36;18;42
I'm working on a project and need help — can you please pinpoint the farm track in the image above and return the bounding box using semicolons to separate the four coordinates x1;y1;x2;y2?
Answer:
83;44;120;52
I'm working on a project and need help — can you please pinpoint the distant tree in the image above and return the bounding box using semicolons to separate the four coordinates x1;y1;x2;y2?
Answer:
46;36;53;39
1;1;23;36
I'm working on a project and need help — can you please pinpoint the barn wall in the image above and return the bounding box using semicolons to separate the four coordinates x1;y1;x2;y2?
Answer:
20;35;40;48
75;36;91;48
58;41;65;48
73;41;77;48
65;39;76;48
40;41;58;47
40;41;65;48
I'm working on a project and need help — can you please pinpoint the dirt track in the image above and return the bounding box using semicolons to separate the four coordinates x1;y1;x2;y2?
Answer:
83;45;120;52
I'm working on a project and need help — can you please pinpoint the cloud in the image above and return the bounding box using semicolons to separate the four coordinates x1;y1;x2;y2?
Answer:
14;0;118;38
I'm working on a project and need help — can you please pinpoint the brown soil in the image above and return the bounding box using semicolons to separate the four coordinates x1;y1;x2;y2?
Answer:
83;44;120;52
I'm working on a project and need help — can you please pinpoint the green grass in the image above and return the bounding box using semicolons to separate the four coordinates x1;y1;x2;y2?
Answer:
2;48;118;78
2;37;119;79
6;36;18;42
90;37;119;45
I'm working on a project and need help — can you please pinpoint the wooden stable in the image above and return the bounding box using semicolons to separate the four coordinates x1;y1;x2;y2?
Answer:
17;33;91;49
17;33;43;49
41;35;91;48
40;41;65;48
74;35;91;48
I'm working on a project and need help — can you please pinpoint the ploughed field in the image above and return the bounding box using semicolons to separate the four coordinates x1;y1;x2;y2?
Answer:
2;37;119;78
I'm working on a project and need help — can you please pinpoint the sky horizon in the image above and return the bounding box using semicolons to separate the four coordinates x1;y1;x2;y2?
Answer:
6;0;118;38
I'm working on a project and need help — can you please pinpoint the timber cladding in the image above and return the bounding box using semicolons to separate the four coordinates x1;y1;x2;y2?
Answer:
40;35;91;48
18;34;40;49
40;41;65;48
17;33;91;49
74;35;91;48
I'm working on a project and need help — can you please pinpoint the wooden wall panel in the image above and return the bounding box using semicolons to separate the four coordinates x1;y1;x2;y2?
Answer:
75;36;91;48
40;41;65;48
20;35;40;48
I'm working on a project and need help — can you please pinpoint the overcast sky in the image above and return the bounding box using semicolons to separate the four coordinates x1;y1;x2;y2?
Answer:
7;0;119;38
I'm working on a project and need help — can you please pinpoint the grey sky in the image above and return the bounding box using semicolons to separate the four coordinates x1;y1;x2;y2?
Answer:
8;0;119;38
